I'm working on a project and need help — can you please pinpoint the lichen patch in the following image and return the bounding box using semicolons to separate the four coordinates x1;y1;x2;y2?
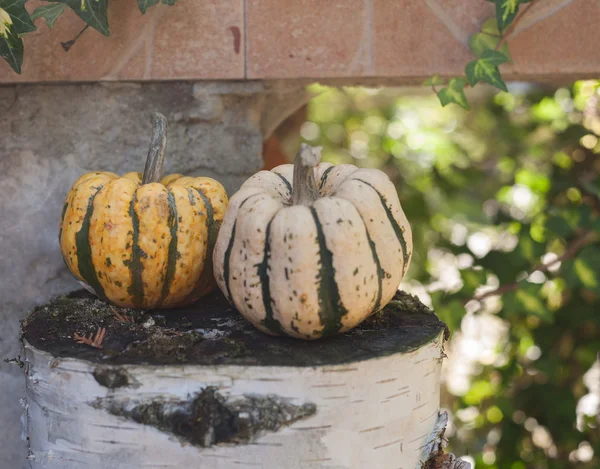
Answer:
94;387;317;447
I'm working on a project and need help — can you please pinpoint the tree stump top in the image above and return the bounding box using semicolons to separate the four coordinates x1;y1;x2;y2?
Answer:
21;289;447;367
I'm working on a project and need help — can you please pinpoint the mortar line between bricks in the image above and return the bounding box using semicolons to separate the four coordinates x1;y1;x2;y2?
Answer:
367;0;374;74
243;0;248;79
423;0;469;48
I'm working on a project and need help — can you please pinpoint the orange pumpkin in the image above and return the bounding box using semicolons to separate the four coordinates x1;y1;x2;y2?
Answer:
59;113;228;308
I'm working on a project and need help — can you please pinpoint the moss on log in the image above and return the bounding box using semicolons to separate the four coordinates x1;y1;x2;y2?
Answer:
21;289;447;367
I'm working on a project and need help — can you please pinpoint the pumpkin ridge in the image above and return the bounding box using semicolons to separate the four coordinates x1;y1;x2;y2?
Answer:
222;220;237;304
309;206;349;337
58;200;69;243
360;216;385;312
222;193;262;303
318;166;335;193
192;186;217;298
257;216;284;335
273;171;292;198
354;178;410;276
75;186;106;299
127;192;145;307
157;190;178;307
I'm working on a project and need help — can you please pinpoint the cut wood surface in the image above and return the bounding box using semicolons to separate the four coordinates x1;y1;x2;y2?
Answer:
21;290;449;469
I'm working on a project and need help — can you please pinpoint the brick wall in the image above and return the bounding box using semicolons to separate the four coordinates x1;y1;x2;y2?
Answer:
0;0;596;84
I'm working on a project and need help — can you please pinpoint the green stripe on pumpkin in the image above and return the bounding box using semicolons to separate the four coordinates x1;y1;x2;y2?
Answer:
257;217;284;334
273;171;292;197
222;220;237;304
75;187;106;299
127;192;145;307
355;179;410;276
318;166;335;193
157;190;178;306
58;201;69;241
310;207;349;337
363;222;384;312
222;194;261;303
193;187;217;294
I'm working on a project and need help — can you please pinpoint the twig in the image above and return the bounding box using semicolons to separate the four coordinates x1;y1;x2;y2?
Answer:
496;0;539;50
73;327;106;349
467;230;596;305
61;24;90;52
531;231;596;275
111;306;135;324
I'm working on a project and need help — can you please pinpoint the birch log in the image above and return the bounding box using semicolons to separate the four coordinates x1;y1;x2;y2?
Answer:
21;290;451;469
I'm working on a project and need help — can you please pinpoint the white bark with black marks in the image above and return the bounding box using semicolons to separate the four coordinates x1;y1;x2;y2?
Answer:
23;333;445;469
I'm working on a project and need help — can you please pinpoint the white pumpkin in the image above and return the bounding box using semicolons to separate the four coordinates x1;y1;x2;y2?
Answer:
213;144;412;340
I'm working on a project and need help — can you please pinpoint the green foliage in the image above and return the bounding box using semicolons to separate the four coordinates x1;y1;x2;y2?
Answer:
465;49;509;91
493;0;521;32
0;0;36;73
137;0;160;14
51;0;108;35
304;79;600;468
564;246;600;293
1;0;179;73
31;3;66;28
138;0;177;14
2;0;35;34
423;74;445;87
427;0;535;109
437;78;470;110
469;18;512;61
0;20;24;73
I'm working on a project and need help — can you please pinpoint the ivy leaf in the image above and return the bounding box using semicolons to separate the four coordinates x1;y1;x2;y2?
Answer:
493;0;521;33
423;74;445;87
50;0;109;36
137;0;158;14
469;19;512;62
138;0;177;14
0;25;23;73
0;0;36;35
437;78;470;110
465;49;508;91
0;0;36;74
481;17;501;35
31;3;66;28
480;49;509;66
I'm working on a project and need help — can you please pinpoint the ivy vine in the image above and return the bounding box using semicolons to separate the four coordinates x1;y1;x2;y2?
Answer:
427;0;538;110
0;0;178;74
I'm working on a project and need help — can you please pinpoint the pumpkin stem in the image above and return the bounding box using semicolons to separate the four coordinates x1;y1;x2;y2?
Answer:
142;112;168;185
292;143;322;205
